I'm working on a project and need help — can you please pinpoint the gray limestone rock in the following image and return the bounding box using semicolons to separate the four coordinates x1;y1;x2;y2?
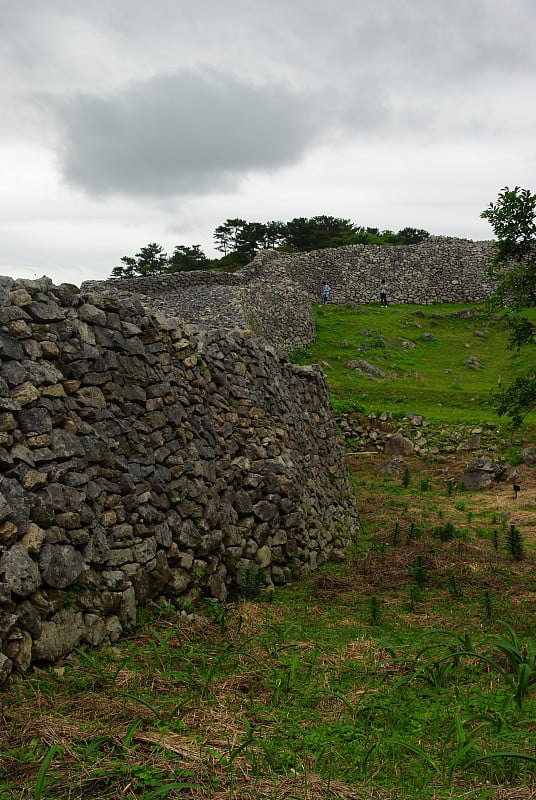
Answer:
32;609;86;661
385;433;414;455
39;544;85;589
1;545;41;598
0;653;13;683
461;459;495;490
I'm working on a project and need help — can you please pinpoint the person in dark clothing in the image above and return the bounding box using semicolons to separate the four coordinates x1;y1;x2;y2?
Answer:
380;279;388;307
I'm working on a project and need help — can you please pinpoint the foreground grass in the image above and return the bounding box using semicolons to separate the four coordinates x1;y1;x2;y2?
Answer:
2;450;536;800
292;303;536;424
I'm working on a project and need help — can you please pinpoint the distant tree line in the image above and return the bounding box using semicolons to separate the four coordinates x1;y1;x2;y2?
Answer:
111;216;430;278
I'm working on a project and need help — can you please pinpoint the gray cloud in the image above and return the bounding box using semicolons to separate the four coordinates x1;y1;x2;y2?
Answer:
52;71;352;197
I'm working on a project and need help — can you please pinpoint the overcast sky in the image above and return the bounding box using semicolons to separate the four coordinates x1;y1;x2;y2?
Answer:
2;0;535;285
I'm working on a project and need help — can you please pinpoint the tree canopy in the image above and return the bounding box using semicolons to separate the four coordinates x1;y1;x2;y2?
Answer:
111;217;430;278
481;186;536;427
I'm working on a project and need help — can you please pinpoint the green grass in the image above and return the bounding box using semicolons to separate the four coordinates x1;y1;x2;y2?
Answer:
2;301;536;799
294;302;536;424
3;449;536;799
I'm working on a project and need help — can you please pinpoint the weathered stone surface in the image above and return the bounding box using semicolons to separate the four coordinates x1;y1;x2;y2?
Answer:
0;270;362;683
0;545;41;598
39;544;85;588
385;433;414;455
376;456;404;476
32;609;86;661
5;629;33;673
348;359;387;379
461;458;495;490
16;601;43;639
0;653;12;682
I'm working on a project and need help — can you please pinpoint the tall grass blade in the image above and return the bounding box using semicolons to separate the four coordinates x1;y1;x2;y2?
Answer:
33;743;60;800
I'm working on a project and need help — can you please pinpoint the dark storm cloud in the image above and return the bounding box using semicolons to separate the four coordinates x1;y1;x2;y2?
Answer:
52;71;337;196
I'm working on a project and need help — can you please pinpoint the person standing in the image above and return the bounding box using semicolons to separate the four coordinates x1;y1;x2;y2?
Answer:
322;282;331;304
380;279;388;307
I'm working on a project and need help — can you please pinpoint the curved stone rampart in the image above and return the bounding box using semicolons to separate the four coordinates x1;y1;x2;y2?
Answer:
0;276;358;682
82;237;496;351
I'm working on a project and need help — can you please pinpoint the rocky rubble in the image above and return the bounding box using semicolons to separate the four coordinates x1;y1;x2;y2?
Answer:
337;411;508;458
0;276;359;683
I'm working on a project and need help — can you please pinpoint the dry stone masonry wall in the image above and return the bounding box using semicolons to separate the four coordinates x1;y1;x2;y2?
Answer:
82;237;496;352
0;277;358;683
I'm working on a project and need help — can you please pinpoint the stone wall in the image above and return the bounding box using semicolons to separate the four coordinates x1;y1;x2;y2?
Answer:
252;237;496;306
0;277;358;683
82;237;495;351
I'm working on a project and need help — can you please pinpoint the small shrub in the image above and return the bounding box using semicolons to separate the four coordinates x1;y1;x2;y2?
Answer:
402;468;411;488
392;521;400;546
435;521;456;542
506;523;524;561
407;521;420;540
447;571;462;599
503;445;524;467
288;347;313;365
411;555;428;586
237;565;267;599
482;590;495;620
407;584;422;611
369;595;382;625
420;478;431;492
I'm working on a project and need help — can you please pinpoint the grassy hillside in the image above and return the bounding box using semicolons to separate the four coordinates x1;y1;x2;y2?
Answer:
291;303;536;425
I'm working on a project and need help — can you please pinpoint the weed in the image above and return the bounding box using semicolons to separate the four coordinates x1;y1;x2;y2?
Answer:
236;564;267;599
435;521;456;542
482;590;496;621
411;555;428;586
288;347;313;365
392;521;400;546
368;595;382;625
506;523;524;560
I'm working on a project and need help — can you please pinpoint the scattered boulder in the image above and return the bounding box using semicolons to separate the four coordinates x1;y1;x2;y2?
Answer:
461;458;507;490
385;433;414;455
376;456;404;476
465;355;482;370
347;360;387;379
522;447;536;465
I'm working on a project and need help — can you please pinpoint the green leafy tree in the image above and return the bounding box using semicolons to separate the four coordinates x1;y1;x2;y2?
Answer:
263;220;287;249
213;218;247;255
112;243;169;278
235;222;269;259
169;244;209;272
283;216;357;251
397;227;430;245
481;186;536;426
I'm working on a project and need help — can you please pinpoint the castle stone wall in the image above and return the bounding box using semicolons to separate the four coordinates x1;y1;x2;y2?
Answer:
0;276;358;683
83;237;496;351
